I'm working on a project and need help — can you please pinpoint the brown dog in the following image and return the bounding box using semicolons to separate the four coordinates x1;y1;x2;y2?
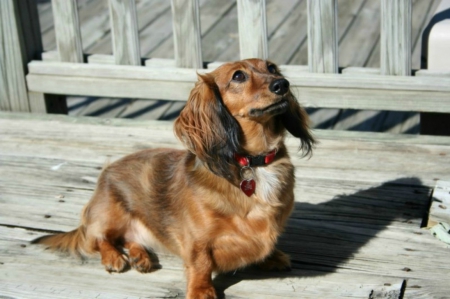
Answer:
33;59;314;299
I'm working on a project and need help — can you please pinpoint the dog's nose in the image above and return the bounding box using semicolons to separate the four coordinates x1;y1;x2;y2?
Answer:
269;79;290;95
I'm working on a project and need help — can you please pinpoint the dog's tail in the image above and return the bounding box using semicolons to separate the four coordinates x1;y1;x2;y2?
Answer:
31;226;89;256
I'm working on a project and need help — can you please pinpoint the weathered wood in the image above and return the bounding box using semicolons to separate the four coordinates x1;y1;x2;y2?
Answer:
342;67;381;75
145;58;177;68
339;0;380;68
0;0;31;112
171;0;203;68
267;0;308;64
2;112;450;298
380;0;412;75
26;61;450;113
52;0;83;63
237;0;268;60
27;91;47;114
109;0;141;65
307;0;338;73
87;0;171;56
427;180;450;227
150;0;234;60
0;225;410;298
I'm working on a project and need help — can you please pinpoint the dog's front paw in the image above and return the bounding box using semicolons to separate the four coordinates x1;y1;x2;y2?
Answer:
129;248;153;273
101;251;129;273
186;285;217;299
257;249;291;271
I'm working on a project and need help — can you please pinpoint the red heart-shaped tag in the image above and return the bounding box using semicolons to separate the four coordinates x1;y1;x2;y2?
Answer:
240;179;256;197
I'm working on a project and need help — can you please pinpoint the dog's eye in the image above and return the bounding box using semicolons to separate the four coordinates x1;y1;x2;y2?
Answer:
232;71;246;82
267;64;277;74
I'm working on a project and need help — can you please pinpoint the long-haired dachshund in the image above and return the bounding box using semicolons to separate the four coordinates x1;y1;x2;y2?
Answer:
33;59;314;299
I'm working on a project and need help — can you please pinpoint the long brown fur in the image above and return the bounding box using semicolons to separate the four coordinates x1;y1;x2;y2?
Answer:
32;59;315;299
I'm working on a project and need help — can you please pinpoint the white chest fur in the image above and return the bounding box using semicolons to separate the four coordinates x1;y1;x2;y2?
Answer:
254;167;281;204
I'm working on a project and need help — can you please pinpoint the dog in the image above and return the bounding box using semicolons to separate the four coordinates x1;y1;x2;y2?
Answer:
32;59;315;299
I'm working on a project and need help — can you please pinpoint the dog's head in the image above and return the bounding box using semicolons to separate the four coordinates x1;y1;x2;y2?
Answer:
174;59;314;180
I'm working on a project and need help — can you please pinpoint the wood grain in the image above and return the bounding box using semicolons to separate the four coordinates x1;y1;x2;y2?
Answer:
25;61;450;112
1;112;450;297
171;0;203;68
108;0;141;65
52;0;83;63
380;0;412;75
0;0;30;112
307;0;338;73
237;0;268;59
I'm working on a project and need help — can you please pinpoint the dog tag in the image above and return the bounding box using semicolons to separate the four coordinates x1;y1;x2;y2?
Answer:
240;179;256;197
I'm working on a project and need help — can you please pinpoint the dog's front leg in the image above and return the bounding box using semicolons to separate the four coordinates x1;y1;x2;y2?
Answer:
185;244;217;299
256;248;291;271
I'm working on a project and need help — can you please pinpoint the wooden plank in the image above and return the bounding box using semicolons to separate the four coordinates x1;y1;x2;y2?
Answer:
171;0;203;68
380;0;412;75
52;0;83;63
149;0;234;60
307;0;338;73
290;0;365;131
198;5;239;61
0;227;410;299
416;70;450;77
342;67;380;75
27;91;48;114
366;0;433;70
0;0;31;112
289;0;365;66
27;61;450;92
217;0;299;63
41;50;60;61
108;0;141;65
339;0;381;68
145;58;176;68
267;0;308;64
26;73;194;101
42;0;107;52
36;0;54;34
237;0;268;59
25;61;450;112
2;114;450;298
4;114;450;298
86;0;171;55
87;54;115;64
427;180;450;227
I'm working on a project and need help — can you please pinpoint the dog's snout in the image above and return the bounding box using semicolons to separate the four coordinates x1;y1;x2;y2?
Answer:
269;79;290;95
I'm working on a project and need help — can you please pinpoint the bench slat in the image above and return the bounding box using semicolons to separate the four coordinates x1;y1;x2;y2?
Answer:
381;0;412;75
52;0;83;63
171;0;203;68
108;0;141;65
307;0;338;73
237;0;268;59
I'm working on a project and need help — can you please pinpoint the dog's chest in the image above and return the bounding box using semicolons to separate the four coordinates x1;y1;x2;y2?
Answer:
254;167;281;203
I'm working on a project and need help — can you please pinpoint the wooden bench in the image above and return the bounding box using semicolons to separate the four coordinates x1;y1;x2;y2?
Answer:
1;111;450;298
1;0;450;298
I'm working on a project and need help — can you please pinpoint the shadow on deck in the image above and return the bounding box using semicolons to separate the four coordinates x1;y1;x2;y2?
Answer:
212;177;428;298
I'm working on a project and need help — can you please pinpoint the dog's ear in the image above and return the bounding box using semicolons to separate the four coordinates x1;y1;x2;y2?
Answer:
174;73;242;179
279;93;315;156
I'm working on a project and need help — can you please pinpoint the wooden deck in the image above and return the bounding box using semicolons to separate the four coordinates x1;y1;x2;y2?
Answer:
1;112;450;298
36;0;441;133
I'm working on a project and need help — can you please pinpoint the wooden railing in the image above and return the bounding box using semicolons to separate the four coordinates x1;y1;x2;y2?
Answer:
1;0;450;115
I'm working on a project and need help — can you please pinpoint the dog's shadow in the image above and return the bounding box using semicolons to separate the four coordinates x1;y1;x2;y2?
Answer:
212;177;430;298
